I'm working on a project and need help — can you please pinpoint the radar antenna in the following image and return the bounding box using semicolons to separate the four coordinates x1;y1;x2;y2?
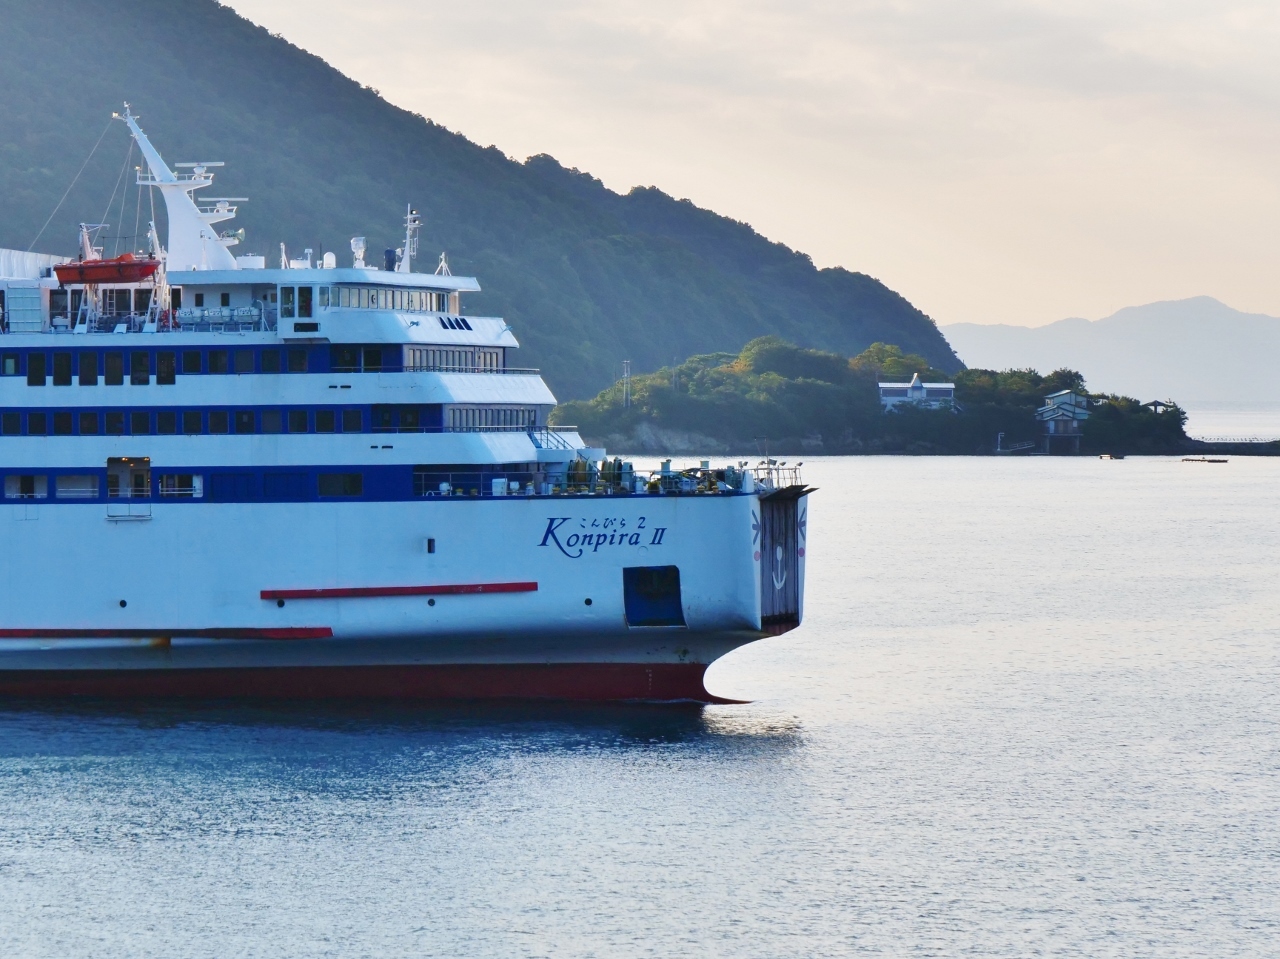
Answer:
435;251;452;276
397;205;421;273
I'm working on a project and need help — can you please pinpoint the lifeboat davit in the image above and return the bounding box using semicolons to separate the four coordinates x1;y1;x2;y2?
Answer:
54;253;160;285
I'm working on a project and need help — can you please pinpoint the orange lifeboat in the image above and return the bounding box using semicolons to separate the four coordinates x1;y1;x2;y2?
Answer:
55;253;160;285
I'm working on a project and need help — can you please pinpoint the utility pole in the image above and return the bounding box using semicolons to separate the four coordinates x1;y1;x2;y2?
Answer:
622;360;631;408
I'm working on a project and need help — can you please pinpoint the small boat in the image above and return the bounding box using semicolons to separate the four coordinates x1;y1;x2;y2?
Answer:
54;252;160;285
1099;454;1125;460
1182;457;1228;464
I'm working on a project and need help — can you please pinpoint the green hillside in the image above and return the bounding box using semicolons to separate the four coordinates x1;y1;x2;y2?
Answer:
0;0;960;399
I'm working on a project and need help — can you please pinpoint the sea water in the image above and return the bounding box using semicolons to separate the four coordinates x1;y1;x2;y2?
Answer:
0;456;1276;957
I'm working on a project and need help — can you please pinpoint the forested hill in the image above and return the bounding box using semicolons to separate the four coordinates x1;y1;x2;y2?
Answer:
0;0;960;399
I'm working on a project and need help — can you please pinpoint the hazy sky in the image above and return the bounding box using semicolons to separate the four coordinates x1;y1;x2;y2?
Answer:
226;0;1280;326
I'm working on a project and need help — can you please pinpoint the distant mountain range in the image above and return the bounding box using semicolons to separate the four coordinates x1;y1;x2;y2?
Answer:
0;0;958;399
944;297;1280;403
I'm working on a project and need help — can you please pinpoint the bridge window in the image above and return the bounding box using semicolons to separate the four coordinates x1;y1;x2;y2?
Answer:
298;286;313;318
280;287;295;319
182;351;201;374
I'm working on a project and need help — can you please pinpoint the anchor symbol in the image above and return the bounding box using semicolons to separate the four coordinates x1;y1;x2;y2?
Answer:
772;545;787;590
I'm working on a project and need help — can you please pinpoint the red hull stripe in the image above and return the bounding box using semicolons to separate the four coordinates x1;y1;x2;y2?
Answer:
0;627;332;640
260;582;538;600
0;663;740;704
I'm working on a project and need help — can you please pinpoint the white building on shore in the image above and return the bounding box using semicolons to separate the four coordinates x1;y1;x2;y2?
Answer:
878;372;956;410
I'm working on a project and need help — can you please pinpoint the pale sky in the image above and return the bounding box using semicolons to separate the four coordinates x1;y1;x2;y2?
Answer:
225;0;1280;327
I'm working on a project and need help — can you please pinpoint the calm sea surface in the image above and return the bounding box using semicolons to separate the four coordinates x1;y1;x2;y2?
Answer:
1;456;1278;957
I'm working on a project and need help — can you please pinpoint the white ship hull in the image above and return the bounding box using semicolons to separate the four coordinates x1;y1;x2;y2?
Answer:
0;491;808;701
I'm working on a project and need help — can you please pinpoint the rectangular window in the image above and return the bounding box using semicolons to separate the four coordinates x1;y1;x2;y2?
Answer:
287;348;307;373
79;412;99;435
315;409;336;433
53;352;72;386
341;409;362;433
170;288;182;310
53;411;73;435
339;287;351;308
208;350;229;374
27;353;46;386
298;286;313;318
79;352;98;386
106;411;125;435
363;348;382;371
5;475;48;499
331;347;360;372
55;475;99;499
260;350;280;373
372;406;394;432
208;411;230;434
2;354;18;376
27;412;47;435
280;287;295;318
0;412;19;435
287;409;308;433
182;351;202;374
130;352;150;385
159;474;203;498
130;411;150;435
105;352;124;386
399;406;421;431
234;410;255;434
194;292;205;308
318;473;362;497
261;410;283;433
264;472;308;500
234;350;254;374
220;292;230;308
157;352;176;385
357;288;369;309
182;411;202;435
210;473;256;502
319;287;329;309
157;411;177;434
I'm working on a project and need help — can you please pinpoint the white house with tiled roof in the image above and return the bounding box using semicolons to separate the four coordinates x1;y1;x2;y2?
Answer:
878;372;956;410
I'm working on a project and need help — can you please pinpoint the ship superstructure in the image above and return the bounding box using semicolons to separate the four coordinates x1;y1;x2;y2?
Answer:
0;106;811;701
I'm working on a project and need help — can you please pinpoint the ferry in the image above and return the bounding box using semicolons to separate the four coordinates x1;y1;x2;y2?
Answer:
0;106;811;702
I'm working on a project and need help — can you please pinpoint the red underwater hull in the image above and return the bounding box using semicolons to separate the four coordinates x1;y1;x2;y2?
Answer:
0;663;738;704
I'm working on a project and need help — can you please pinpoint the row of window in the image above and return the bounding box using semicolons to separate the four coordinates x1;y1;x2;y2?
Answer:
3;463;538;502
309;286;455;316
3;344;505;382
4;472;364;500
0;404;539;436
